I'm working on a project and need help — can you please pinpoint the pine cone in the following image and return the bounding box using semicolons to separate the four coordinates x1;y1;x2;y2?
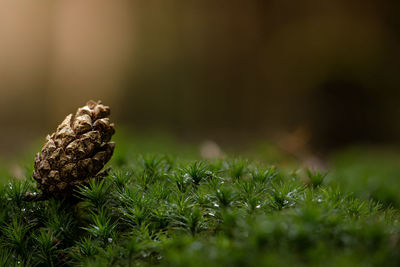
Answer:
27;100;115;200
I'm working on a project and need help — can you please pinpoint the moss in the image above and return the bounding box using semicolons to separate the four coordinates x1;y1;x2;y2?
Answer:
0;152;399;266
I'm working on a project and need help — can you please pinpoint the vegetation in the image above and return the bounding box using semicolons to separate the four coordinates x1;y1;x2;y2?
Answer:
329;146;400;208
2;134;400;266
0;147;400;266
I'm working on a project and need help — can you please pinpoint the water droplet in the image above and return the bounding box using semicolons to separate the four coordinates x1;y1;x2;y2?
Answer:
183;174;191;183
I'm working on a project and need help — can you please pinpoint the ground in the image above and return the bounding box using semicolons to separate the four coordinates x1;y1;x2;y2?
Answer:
1;133;400;266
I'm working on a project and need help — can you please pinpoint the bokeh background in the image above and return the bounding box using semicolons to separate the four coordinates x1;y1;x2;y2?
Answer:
1;0;400;159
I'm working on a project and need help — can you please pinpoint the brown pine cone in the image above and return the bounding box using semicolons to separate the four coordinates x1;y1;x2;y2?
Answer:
28;100;115;200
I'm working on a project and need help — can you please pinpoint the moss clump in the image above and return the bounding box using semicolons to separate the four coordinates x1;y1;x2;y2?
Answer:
0;155;400;266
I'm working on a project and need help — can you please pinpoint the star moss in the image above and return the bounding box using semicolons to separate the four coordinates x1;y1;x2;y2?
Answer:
0;154;400;266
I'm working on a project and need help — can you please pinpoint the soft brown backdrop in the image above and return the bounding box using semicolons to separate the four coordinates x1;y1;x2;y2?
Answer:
1;0;400;155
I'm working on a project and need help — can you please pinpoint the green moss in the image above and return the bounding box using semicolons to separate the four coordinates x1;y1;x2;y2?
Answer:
0;152;400;266
330;146;400;208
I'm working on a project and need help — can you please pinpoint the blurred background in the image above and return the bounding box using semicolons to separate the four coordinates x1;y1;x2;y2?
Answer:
1;0;400;159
